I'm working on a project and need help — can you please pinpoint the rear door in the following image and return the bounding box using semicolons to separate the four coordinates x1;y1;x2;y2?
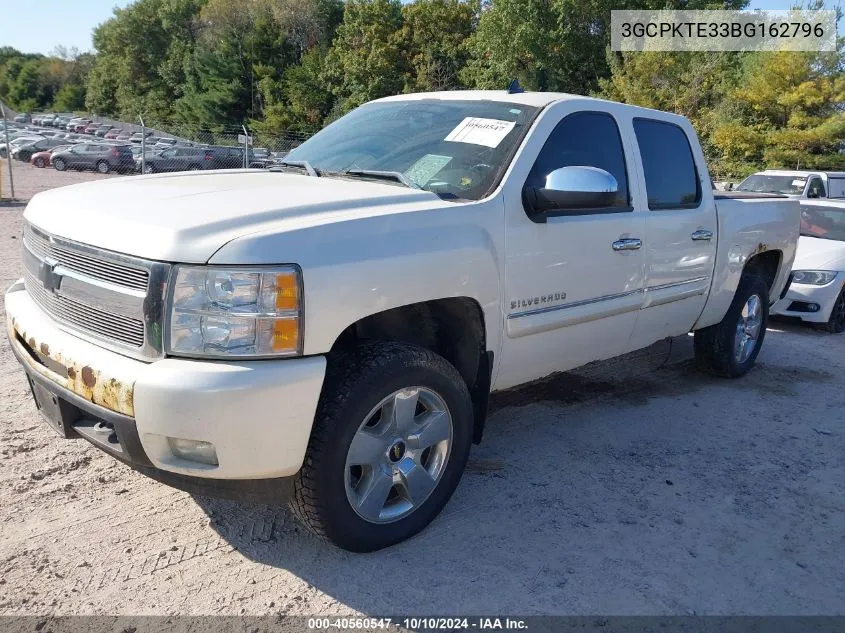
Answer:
87;144;107;168
496;104;647;390
628;117;717;349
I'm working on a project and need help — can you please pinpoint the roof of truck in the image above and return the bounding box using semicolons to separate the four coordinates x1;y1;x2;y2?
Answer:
374;90;693;124
375;90;606;108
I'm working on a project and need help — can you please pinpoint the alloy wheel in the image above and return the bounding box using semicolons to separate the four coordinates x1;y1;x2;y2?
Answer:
734;294;762;363
344;387;452;524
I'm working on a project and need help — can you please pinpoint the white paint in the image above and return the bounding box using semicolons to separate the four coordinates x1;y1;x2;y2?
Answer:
772;231;845;324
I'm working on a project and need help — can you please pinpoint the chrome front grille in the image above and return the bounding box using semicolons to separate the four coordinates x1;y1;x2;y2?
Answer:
24;267;146;347
24;224;149;292
22;222;171;361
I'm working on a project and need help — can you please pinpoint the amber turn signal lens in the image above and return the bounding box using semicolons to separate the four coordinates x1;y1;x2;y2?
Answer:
272;318;299;352
275;273;299;311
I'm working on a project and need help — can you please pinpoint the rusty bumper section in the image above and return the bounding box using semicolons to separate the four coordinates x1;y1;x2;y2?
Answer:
9;315;135;417
8;323;295;504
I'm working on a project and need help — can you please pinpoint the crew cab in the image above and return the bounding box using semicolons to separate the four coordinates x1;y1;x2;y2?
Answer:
5;91;798;551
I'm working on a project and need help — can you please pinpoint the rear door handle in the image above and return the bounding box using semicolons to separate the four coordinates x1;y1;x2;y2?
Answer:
691;229;713;241
612;238;642;251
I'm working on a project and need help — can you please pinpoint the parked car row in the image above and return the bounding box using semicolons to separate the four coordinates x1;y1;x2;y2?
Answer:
4;115;290;175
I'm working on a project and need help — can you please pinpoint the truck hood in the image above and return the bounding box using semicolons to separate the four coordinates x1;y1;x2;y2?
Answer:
23;170;447;262
794;235;845;271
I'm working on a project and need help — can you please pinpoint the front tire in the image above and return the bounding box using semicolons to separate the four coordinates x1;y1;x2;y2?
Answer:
96;160;110;174
54;158;67;171
291;341;473;552
823;285;845;334
34;157;45;168
694;274;769;378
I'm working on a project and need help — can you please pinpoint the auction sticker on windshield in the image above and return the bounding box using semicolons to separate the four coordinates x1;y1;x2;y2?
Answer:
445;117;516;148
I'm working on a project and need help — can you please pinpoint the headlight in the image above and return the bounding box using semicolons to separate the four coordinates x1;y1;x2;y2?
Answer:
167;266;302;358
792;270;837;286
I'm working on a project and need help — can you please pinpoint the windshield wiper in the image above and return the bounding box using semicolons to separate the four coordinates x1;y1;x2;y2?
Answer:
273;160;320;177
343;169;419;189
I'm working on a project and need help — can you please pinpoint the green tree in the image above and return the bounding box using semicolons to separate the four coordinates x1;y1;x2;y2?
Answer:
8;59;46;111
86;0;206;120
399;0;477;92
322;0;407;117
713;50;845;174
463;0;747;93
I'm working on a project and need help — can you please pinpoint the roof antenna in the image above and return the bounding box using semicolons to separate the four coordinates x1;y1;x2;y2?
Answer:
507;79;524;94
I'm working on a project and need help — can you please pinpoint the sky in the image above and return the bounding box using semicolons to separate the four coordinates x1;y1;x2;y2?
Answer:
2;0;133;56
0;0;830;56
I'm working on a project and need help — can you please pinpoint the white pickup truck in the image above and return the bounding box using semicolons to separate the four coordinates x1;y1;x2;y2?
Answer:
6;91;798;551
735;169;845;200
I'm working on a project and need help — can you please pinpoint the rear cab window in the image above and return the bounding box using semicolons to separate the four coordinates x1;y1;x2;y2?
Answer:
826;177;845;199
633;118;701;210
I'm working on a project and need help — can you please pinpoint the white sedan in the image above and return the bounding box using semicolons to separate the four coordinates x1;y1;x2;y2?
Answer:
773;202;845;332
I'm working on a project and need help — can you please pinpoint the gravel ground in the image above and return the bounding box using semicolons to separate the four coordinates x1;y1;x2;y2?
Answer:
0;159;114;202
1;201;844;616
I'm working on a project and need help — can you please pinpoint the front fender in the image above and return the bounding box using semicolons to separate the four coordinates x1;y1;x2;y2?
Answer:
209;202;504;358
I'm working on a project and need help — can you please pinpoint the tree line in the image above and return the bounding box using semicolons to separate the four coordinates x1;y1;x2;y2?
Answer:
1;0;843;177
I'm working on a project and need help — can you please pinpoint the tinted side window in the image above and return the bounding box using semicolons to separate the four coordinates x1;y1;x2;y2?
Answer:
633;118;700;209
526;112;630;213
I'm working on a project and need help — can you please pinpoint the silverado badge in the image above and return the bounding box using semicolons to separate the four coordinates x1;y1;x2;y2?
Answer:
510;292;566;311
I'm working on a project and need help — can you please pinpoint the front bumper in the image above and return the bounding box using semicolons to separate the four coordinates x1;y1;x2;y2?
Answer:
771;274;844;323
6;283;326;495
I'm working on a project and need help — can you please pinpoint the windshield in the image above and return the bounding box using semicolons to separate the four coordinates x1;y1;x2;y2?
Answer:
285;99;539;200
736;174;806;195
801;206;845;241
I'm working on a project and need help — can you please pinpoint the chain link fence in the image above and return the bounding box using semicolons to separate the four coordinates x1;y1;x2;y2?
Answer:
1;99;20;200
0;109;314;199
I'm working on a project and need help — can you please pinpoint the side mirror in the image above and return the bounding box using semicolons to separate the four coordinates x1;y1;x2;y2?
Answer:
526;166;619;221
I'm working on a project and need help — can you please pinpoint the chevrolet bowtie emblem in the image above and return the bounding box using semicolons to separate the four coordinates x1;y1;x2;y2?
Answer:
38;258;62;293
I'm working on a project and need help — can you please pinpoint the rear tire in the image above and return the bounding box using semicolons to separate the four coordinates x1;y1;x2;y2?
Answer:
54;158;67;171
823;286;845;334
96;160;110;174
695;274;769;378
290;341;473;552
34;157;45;168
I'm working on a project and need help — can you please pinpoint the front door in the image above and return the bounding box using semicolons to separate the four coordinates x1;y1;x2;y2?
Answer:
496;105;646;390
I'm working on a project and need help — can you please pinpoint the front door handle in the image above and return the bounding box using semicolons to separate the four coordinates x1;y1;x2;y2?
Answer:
691;229;713;241
612;238;642;251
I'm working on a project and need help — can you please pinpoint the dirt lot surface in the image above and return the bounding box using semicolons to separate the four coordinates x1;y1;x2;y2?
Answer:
1;200;844;616
1;160;114;202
